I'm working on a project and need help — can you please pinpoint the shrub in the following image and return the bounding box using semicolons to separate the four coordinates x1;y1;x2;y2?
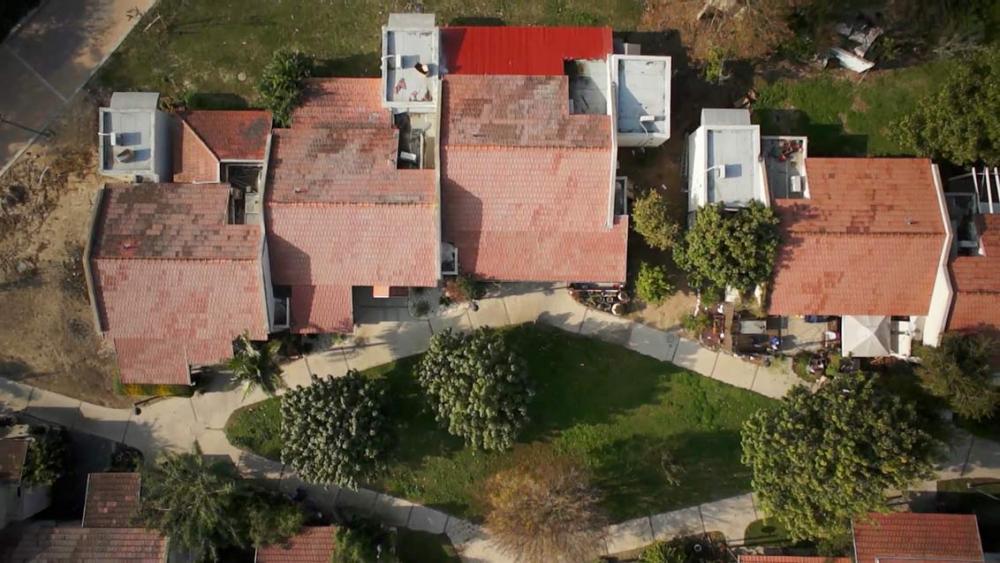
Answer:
258;50;312;127
333;521;398;563
639;541;685;563
116;379;194;398
410;299;430;318
281;371;390;488
483;453;607;563
916;332;998;421
893;48;1000;164
22;426;68;486
674;202;781;293
227;334;285;398
237;488;304;549
635;262;675;304
417;328;532;451
742;372;937;544
681;312;711;334
632;189;680;251
110;444;144;472
702;47;727;83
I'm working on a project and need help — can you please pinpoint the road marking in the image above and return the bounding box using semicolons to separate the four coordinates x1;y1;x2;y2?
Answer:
4;44;67;103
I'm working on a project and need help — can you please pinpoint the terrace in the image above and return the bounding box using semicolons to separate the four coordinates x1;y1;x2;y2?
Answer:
381;13;439;113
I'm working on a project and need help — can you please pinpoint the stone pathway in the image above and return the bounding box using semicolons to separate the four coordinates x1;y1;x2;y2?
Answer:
7;285;988;562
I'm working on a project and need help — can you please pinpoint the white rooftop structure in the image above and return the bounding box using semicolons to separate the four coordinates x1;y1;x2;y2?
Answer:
98;92;170;182
612;55;670;147
686;108;769;221
381;13;439;113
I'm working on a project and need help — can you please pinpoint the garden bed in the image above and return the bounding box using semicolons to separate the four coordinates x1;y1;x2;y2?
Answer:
225;324;777;521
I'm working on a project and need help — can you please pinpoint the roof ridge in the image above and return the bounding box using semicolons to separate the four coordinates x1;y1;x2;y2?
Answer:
266;200;435;207
443;143;610;150
94;256;258;263
178;115;222;162
783;230;943;237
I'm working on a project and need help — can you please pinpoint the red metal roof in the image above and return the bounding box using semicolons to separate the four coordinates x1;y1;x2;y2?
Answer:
441;74;625;283
853;513;984;563
91;184;268;384
256;526;336;563
769;158;947;316
441;26;613;75
949;214;1000;332
83;473;141;528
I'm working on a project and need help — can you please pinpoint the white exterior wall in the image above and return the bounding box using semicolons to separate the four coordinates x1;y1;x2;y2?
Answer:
923;164;955;347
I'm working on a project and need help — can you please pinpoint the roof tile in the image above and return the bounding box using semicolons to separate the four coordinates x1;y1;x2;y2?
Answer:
0;439;28;483
853;512;984;563
82;473;141;528
256;526;337;563
178;110;271;161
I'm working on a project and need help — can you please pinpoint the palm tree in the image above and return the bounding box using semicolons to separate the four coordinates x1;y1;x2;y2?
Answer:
228;334;285;397
141;444;241;561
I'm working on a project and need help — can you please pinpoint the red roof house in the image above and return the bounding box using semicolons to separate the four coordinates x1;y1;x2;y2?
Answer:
853;512;984;563
265;79;439;333
173;110;271;183
255;526;337;562
770;158;949;316
87;183;269;384
441;74;627;282
948;214;1000;334
441;26;613;75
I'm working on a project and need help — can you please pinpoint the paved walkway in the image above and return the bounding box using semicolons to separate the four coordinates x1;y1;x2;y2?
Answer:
0;0;156;175
1;285;995;561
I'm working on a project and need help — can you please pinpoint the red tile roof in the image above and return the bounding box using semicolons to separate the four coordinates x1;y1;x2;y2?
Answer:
91;184;267;384
82;473;141;528
256;526;337;563
290;79;390;129
442;75;610;147
769;158;947;316
93;183;259;260
172;117;219;183
949;214;1000;332
179;110;271;161
441;75;625;282
0;439;27;483
0;524;167;562
740;557;851;563
441;26;613;75
265;79;439;333
853;513;984;563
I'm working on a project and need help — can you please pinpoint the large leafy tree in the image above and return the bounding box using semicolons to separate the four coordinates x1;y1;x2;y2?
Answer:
281;371;390;489
632;188;680;251
142;445;241;561
741;372;938;545
484;453;607;563
417;328;532;451
894;47;1000;164
228;334;285;398
673;201;780;293
22;427;68;486
916;332;998;421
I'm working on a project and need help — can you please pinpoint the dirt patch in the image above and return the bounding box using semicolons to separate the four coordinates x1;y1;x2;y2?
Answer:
0;90;128;407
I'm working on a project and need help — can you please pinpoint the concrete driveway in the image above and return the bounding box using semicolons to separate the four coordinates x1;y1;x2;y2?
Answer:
0;0;155;174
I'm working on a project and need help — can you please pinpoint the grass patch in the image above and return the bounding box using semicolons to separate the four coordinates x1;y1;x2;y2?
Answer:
96;0;642;103
113;375;194;398
754;60;954;157
227;324;776;521
225;398;282;459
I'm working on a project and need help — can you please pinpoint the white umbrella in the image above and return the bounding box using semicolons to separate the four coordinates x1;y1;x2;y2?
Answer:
841;315;891;358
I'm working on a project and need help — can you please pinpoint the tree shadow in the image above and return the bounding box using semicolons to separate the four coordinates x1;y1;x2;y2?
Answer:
755;108;868;156
590;431;753;519
186;92;249;110
448;16;506;26
313;53;380;78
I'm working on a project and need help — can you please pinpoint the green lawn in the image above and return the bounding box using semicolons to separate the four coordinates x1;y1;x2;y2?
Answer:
226;324;776;521
96;0;643;106
753;60;954;157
